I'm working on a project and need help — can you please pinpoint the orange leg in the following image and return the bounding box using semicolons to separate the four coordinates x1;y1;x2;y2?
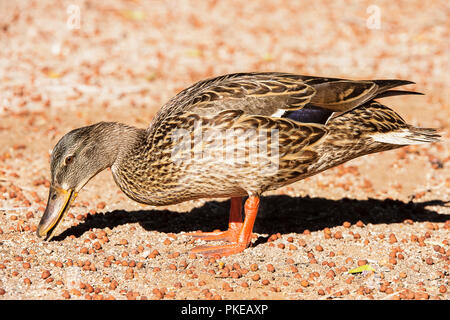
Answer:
186;197;243;241
190;196;260;257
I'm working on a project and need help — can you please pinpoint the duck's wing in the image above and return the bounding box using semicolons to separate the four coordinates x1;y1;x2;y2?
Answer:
154;72;314;121
147;72;421;164
154;72;420;120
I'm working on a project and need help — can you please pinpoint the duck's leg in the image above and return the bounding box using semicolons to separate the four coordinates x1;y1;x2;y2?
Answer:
190;196;260;257
186;197;243;242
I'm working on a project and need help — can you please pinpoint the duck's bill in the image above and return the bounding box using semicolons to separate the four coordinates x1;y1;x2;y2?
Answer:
37;185;77;241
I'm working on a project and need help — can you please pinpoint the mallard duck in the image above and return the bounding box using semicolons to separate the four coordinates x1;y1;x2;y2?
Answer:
37;72;440;256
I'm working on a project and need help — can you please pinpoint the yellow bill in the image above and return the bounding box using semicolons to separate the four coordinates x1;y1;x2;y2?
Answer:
37;185;77;241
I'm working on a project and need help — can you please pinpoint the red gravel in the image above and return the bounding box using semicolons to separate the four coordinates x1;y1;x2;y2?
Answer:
0;0;448;300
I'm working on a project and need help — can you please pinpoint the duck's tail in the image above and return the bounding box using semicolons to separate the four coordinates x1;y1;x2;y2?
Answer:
330;100;441;147
371;126;441;145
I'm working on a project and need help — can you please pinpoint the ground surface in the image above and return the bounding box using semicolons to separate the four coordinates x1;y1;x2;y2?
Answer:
0;0;448;300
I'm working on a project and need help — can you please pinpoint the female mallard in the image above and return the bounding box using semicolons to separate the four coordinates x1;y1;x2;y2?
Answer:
37;72;439;256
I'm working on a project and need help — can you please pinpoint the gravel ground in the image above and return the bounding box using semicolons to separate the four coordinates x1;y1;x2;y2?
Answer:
0;0;448;300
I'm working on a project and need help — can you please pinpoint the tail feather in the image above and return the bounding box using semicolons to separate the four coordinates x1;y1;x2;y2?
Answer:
370;79;421;99
372;79;415;92
404;126;441;144
371;126;440;145
374;90;424;99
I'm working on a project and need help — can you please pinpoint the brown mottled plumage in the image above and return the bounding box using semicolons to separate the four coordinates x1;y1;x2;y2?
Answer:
37;72;440;255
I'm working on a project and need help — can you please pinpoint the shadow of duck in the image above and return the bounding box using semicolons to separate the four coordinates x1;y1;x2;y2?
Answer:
53;195;449;243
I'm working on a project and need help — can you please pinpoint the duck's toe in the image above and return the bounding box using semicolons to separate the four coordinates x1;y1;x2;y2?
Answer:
185;224;241;242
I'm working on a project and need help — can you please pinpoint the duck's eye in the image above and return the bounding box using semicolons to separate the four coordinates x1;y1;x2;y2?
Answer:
64;155;74;166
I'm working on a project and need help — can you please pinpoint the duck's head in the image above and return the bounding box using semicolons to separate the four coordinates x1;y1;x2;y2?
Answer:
37;122;130;240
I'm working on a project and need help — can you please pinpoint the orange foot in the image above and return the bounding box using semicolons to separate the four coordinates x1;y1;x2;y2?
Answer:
189;196;260;257
185;225;241;242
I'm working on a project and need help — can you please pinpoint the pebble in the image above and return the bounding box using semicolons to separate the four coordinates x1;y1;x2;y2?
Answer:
0;1;446;302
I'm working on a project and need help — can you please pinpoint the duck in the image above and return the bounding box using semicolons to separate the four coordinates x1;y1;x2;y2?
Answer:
37;72;440;256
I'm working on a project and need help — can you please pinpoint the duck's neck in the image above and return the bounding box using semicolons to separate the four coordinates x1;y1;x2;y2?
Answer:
89;121;147;170
95;122;151;201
